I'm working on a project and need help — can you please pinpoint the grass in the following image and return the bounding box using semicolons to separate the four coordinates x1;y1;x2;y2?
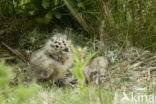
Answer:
27;86;156;104
28;86;112;104
1;39;156;104
64;0;156;52
0;29;156;104
0;0;155;52
0;0;155;103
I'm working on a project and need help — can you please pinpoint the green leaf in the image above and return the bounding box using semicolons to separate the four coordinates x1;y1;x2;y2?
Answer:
36;12;53;24
44;11;52;23
42;0;51;9
0;61;14;87
28;10;35;15
54;12;61;19
77;2;85;9
35;17;45;24
54;0;59;6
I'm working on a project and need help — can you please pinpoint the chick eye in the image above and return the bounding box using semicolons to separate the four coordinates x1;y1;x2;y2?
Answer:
55;45;59;48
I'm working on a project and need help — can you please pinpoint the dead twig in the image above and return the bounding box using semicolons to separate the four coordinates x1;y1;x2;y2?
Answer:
2;42;29;64
52;3;65;11
63;0;94;36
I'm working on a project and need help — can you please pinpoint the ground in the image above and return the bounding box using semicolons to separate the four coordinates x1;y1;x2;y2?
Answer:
0;30;156;104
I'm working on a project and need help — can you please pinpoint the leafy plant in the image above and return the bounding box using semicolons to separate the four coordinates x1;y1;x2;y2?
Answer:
1;0;155;52
0;61;40;104
71;46;96;90
13;82;39;104
0;61;14;87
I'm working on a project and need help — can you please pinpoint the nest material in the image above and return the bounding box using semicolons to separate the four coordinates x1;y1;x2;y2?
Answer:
108;47;156;90
3;42;156;90
64;46;156;90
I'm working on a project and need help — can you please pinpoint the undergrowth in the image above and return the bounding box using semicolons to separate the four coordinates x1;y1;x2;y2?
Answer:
0;60;154;104
0;42;156;104
0;61;39;104
0;0;155;52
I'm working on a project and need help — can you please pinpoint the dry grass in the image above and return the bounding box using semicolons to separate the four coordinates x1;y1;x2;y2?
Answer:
1;29;156;104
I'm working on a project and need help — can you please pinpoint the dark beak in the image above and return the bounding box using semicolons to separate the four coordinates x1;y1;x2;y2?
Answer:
63;48;69;52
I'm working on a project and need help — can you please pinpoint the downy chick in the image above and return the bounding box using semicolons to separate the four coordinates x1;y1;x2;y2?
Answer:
30;33;73;82
83;56;108;84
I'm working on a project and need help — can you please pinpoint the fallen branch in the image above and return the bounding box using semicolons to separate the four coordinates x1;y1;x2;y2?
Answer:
2;42;29;64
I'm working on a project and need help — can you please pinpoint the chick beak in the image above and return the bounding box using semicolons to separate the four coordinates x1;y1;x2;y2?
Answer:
63;47;69;52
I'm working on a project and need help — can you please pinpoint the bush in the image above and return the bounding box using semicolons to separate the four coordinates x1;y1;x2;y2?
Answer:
0;0;155;52
0;61;39;104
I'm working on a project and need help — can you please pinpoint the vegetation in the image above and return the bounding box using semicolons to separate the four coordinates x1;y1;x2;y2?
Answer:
0;49;113;104
71;46;96;90
0;61;39;104
0;0;155;51
1;48;156;103
0;0;156;104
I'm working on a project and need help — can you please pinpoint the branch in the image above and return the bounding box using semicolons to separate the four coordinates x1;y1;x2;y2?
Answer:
2;42;29;64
